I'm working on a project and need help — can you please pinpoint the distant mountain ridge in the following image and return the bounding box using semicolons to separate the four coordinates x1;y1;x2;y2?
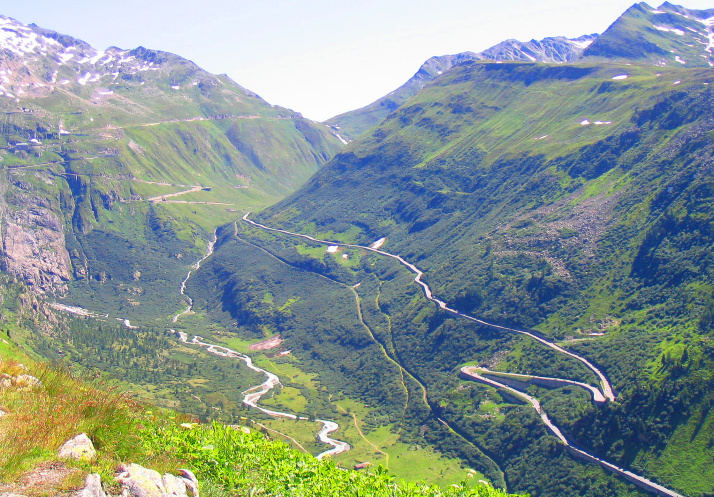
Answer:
582;2;714;64
0;14;343;307
238;3;714;495
0;15;266;109
327;1;714;140
325;34;597;140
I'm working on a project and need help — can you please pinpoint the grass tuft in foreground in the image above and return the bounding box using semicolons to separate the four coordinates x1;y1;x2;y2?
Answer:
0;357;184;482
143;421;517;497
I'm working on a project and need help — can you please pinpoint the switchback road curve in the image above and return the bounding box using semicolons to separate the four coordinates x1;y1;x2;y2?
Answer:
241;212;684;497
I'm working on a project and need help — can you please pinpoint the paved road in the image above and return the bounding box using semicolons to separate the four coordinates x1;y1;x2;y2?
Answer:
148;185;203;202
242;213;685;497
460;367;683;497
242;213;614;400
471;367;606;403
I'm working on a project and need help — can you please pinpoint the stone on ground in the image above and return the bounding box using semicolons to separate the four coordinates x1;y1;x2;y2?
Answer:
76;474;106;497
115;464;194;497
13;374;42;390
178;470;199;497
0;374;12;389
57;433;97;461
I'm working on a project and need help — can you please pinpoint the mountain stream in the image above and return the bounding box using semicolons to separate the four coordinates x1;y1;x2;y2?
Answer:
172;230;349;459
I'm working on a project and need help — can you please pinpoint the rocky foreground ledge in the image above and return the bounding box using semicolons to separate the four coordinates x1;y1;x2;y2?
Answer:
0;431;200;497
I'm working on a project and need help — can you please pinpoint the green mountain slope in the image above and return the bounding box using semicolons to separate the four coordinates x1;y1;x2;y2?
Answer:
326;1;714;142
0;329;518;497
6;4;714;497
0;15;343;319
325;35;596;141
200;34;714;497
583;2;714;65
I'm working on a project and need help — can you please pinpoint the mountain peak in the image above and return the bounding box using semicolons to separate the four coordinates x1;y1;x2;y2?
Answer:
582;1;714;66
325;33;598;138
0;15;225;100
476;34;598;63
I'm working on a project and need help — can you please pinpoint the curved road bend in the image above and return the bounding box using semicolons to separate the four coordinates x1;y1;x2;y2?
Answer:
471;367;606;404
461;366;568;444
241;213;614;401
460;367;684;497
176;331;350;459
241;213;686;497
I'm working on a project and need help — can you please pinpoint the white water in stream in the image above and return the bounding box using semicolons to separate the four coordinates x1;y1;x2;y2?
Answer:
241;213;684;497
172;232;217;323
176;332;349;459
54;229;349;459
173;230;349;459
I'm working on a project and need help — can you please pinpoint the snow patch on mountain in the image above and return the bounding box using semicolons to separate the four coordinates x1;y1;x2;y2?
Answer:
654;25;685;36
569;38;594;49
0;14;214;96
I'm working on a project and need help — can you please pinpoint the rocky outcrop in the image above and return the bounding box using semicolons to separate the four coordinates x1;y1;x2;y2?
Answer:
72;467;199;497
77;474;106;497
176;470;198;497
57;433;97;462
0;372;42;390
0;373;12;388
13;374;42;390
1;187;71;295
2;215;71;294
114;464;199;497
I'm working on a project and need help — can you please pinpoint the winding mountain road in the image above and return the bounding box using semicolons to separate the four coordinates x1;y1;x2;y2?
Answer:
241;213;613;399
468;367;607;404
148;185;203;202
241;213;684;497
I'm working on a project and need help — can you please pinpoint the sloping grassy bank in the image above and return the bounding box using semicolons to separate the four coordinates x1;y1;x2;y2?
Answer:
0;331;520;497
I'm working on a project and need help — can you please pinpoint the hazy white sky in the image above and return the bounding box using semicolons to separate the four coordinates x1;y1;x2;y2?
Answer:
2;0;713;120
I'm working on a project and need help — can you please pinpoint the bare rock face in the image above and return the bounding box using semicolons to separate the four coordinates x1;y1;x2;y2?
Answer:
76;474;106;497
57;433;97;462
177;470;198;497
115;464;198;497
2;203;71;295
